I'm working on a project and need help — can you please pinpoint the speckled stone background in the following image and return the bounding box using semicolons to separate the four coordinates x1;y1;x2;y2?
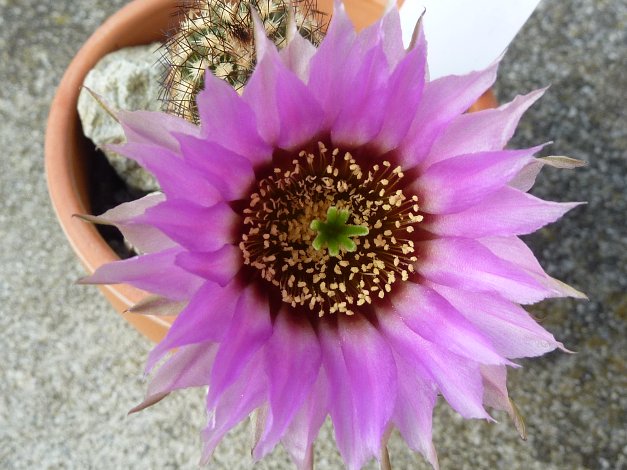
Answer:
0;0;625;468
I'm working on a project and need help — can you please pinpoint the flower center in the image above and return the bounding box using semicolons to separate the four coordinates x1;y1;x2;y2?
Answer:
310;206;369;256
239;142;423;317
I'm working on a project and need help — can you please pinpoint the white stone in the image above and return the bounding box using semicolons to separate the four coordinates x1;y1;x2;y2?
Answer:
77;43;164;192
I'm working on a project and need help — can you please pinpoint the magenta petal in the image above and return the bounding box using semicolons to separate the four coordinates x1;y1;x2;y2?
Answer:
320;7;407;146
280;34;316;81
345;2;404;67
174;133;255;201
249;8;274;60
392;354;439;469
196;71;272;166
253;309;322;459
175;245;241;286
86;193;175;253
377;310;489;419
398;63;499;168
349;12;384;57
414;146;541;214
331;46;390;147
280;15;317;81
424;88;546;167
319;317;396;470
146;281;241;371
371;26;427;153
282;370;330;470
478;236;586;299
317;322;363;469
138;199;238;252
273;68;325;150
338;316;397;468
108;142;221;207
143;342;217;403
479;236;546;274
201;355;267;464
425;186;583;237
81;247;202;301
243;32;325;150
378;5;406;68
206;287;272;409
417;238;553;304
307;1;356;126
431;283;564;358
392;283;508;365
118;109;200;154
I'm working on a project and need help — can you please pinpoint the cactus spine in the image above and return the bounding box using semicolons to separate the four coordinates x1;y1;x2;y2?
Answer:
161;0;326;123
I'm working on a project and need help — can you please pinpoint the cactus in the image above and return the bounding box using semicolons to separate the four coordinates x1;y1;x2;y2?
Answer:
160;0;326;124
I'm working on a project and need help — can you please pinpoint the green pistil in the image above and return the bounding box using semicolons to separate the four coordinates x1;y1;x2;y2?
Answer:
310;207;369;257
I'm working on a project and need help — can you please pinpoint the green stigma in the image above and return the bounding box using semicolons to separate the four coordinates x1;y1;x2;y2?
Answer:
310;207;369;257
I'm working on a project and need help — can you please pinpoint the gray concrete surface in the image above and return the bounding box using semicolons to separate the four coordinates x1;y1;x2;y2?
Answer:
0;0;625;468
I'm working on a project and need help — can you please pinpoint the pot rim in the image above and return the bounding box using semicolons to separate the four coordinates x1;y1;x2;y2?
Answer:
45;0;184;341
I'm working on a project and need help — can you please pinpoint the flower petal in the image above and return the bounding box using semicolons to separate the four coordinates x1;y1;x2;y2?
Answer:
377;310;489;419
431;283;565;358
330;45;391;147
391;282;509;365
307;0;357;126
196;69;272;166
509;159;545;192
80;247;202;301
378;4;407;68
325;5;410;149
175;245;242;286
137;199;238;252
392;354;439;469
280;9;317;81
200;355;267;464
371;22;427;153
319;317;396;470
478;236;587;299
206;287;272;409
118;109;200;153
413;146;541;214
127;295;186;316
174;133;255;201
253;309;322;459
417;238;554;304
424;88;546;167
398;62;499;168
244;17;325;150
133;342;217;412
79;192;174;253
108;142;220;207
146;281;241;371
480;365;526;439
281;370;330;470
480;365;510;412
509;155;587;192
481;366;527;440
424;186;583;237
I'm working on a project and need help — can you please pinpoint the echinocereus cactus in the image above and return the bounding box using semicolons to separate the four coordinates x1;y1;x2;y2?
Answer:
160;0;326;123
83;3;586;468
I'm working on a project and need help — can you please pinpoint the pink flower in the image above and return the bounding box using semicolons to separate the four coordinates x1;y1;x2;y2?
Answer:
83;2;585;468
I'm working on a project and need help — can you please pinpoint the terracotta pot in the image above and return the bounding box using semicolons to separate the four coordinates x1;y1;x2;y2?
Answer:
45;0;496;343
